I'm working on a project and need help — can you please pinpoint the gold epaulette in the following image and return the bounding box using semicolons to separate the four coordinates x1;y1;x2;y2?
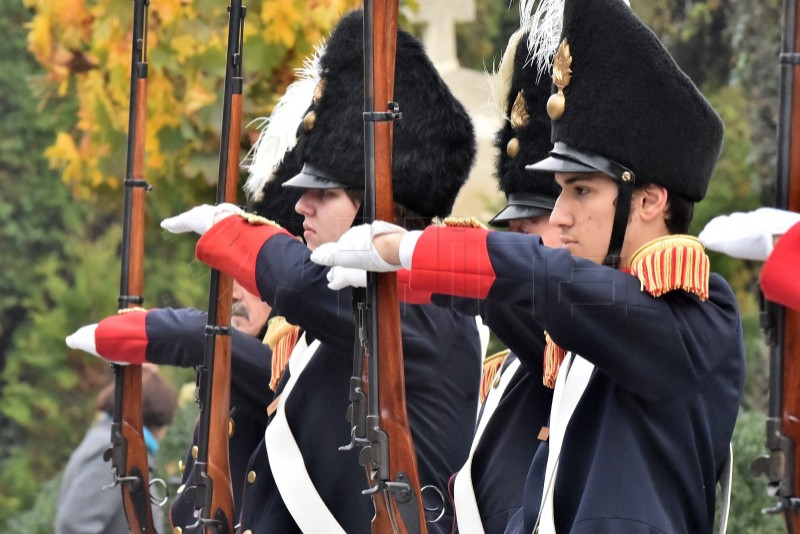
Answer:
543;331;567;389
442;216;488;229
117;307;147;314
629;234;710;301
263;316;301;391
480;349;510;403
238;212;304;242
238;212;284;228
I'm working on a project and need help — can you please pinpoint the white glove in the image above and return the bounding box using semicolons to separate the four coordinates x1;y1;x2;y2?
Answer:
698;208;800;261
66;324;129;365
310;221;404;272
326;267;368;290
161;203;243;236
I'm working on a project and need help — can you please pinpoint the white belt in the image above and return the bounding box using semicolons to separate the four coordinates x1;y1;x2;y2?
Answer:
536;352;594;534
453;358;522;533
265;334;347;533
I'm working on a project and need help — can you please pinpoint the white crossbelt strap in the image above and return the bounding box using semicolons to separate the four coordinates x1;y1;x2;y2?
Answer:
536;353;594;534
265;334;347;534
718;443;733;534
533;357;733;534
453;358;522;534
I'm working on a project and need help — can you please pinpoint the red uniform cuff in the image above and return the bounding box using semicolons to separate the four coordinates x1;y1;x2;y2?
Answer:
196;216;291;296
397;269;432;305
96;310;150;364
761;221;800;311
409;227;496;299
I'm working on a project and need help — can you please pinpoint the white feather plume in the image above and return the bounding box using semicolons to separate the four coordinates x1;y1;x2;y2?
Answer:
521;0;564;77
486;28;527;122
242;44;324;200
521;0;629;78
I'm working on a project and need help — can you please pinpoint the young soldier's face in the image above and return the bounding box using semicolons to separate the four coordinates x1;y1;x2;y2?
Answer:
550;172;617;264
295;187;360;251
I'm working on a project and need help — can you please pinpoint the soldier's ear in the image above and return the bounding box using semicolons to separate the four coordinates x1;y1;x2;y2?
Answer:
633;184;668;223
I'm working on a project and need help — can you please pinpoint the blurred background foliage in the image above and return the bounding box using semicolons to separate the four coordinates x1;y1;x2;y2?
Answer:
0;0;790;531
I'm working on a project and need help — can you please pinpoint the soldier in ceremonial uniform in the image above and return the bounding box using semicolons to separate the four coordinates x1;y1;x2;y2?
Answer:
161;10;480;534
313;0;746;532
65;169;305;532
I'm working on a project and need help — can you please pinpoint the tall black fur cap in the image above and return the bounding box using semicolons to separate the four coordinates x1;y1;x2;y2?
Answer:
293;9;476;219
494;31;560;202
549;0;724;201
248;147;305;237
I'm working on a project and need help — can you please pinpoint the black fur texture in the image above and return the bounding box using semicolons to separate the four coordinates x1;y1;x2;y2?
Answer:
494;31;560;200
551;0;724;201
291;9;476;219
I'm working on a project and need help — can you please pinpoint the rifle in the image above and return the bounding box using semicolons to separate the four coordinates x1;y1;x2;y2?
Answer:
103;1;160;532
183;2;244;532
750;0;800;529
358;2;427;532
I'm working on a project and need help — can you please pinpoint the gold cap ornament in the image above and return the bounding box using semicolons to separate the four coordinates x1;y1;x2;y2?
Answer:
547;39;572;121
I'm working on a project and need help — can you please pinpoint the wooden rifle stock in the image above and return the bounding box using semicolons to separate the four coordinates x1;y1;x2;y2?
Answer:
186;2;244;532
363;2;427;532
778;0;800;529
107;1;156;531
752;0;800;529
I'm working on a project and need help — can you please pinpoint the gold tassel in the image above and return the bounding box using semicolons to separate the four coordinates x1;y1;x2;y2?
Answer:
629;235;710;301
442;216;488;229
238;212;285;228
543;331;567;389
480;349;510;403
264;316;301;391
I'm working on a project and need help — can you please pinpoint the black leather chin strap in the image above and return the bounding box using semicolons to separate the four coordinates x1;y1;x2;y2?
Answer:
603;170;636;269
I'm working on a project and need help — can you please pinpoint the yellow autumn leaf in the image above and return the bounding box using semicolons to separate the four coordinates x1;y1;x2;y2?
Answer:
261;0;301;47
154;0;189;28
184;82;217;115
25;12;52;67
170;34;200;64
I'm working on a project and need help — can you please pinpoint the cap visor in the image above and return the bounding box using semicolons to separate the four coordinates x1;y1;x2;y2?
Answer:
282;171;346;190
489;204;552;227
526;155;599;174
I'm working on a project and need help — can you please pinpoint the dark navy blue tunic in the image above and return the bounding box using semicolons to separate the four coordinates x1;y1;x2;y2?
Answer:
206;229;482;534
408;228;746;534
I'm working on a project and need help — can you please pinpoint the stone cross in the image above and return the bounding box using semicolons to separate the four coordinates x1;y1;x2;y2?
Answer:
404;0;476;72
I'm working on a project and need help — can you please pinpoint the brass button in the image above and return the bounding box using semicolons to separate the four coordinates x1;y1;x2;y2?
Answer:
191;445;198;458
247;470;257;484
229;418;235;438
622;171;632;182
173;528;183;534
243;530;253;534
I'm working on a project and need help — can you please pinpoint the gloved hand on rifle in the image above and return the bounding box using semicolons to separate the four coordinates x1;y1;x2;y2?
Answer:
698;207;800;261
161;202;243;235
311;221;406;269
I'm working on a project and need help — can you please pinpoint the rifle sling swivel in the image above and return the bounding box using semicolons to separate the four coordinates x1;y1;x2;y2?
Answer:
363;101;402;122
124;178;152;191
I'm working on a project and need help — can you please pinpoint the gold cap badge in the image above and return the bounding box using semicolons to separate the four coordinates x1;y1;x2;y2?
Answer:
547;39;572;121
